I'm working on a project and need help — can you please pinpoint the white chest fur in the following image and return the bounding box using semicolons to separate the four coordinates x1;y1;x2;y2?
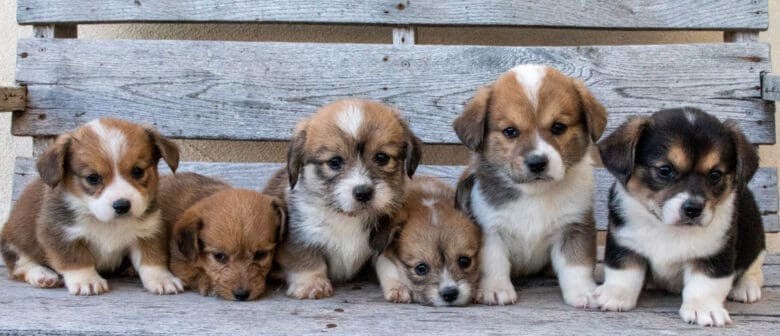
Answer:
292;197;373;281
470;159;593;275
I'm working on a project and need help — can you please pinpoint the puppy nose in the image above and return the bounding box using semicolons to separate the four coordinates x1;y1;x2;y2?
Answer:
112;199;131;215
682;199;704;219
439;286;459;303
233;288;251;301
352;185;374;203
526;155;548;173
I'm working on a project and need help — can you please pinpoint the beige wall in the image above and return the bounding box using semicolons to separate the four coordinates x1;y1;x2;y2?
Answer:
0;0;778;250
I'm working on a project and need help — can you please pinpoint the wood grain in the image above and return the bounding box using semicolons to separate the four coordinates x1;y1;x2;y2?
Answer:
0;87;25;112
16;0;768;30
12;158;779;232
762;74;780;101
12;39;773;144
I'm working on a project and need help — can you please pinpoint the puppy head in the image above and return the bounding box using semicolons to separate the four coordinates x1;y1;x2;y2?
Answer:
453;65;606;185
37;118;179;222
171;189;285;301
599;107;757;226
287;99;422;215
388;178;482;306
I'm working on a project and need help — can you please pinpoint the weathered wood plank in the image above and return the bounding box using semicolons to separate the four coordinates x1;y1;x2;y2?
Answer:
762;74;780;101
12;39;774;144
0;87;26;112
725;31;760;43
12;158;779;232
16;0;768;30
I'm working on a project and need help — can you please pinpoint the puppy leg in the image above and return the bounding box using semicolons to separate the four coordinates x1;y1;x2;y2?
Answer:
552;220;597;308
375;254;412;303
1;242;61;288
279;242;333;299
478;231;517;305
39;227;108;296
593;232;646;311
131;236;183;295
728;251;764;303
679;266;733;327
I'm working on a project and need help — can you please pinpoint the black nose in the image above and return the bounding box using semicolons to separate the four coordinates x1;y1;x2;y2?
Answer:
526;155;548;174
352;185;374;203
233;288;251;301
112;199;131;215
682;200;704;219
439;286;459;303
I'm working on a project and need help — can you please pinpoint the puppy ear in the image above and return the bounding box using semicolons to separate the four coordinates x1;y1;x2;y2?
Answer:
598;116;650;185
724;120;759;183
271;197;287;243
173;209;203;262
145;127;180;173
455;173;475;216
37;134;71;188
369;215;403;253
572;79;608;143
287;120;309;189
453;86;492;152
405;130;423;178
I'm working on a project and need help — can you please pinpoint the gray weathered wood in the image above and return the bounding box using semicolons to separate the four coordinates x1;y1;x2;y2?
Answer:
12;39;773;144
12;157;779;232
762;74;780;101
392;27;415;46
0;86;26;112
16;0;769;30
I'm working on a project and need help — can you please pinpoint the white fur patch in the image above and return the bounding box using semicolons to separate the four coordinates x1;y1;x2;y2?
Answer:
685;110;698;124
334;165;373;213
680;267;734;327
286;270;333;299
551;245;596;308
729;251;764;303
429;268;472;307
12;253;61;288
130;245;183;295
661;192;689;225
336;103;364;137
477;230;517;305
61;268;109;296
511;64;547;111
88;119;127;164
530;136;565;181
375;254;412;303
593;266;646;311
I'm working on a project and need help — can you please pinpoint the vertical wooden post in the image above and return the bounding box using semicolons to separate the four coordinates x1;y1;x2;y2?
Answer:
393;27;415;46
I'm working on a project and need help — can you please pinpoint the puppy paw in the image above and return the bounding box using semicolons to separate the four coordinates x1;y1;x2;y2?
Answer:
139;266;184;295
728;277;762;303
287;276;333;299
592;284;638;312
384;285;412;303
63;269;109;296
25;266;62;288
562;282;596;309
477;280;517;305
680;300;732;327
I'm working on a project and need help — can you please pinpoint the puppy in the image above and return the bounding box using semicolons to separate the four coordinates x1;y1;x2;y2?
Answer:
594;108;765;327
1;118;183;295
453;65;608;307
160;173;285;301
264;99;422;299
375;177;481;306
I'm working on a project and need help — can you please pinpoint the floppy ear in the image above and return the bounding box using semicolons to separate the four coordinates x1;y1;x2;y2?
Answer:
37;134;71;188
173;209;203;262
145;127;180;173
404;127;423;178
369;215;403;253
454;173;476;216
572;79;608;143
287;120;309;189
270;198;287;243
724;120;759;184
598;116;650;185
453;86;492;152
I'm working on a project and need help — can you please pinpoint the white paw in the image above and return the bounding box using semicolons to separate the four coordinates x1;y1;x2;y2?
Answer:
477;279;517;305
728;278;762;303
287;276;333;299
383;285;412;303
25;266;62;288
139;266;184;295
562;282;596;308
680;300;732;327
592;284;639;312
62;269;109;296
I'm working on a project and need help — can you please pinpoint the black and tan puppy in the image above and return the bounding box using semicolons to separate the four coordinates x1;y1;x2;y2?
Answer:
375;177;482;306
264;99;422;299
1;119;182;295
161;173;285;301
595;108;765;327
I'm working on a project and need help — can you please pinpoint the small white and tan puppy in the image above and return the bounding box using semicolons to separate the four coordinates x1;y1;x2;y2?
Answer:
375;177;481;306
1;118;183;295
453;65;608;307
264;99;422;299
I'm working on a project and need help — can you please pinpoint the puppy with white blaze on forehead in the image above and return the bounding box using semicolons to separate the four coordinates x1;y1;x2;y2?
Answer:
1;118;183;295
595;108;766;327
264;99;422;299
453;65;608;307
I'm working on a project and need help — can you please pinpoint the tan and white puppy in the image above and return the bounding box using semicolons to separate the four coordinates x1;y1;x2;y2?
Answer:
1;118;183;295
376;177;481;306
264;99;422;299
161;173;286;301
453;65;608;307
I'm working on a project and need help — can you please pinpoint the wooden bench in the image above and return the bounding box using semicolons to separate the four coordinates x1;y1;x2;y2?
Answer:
2;0;779;334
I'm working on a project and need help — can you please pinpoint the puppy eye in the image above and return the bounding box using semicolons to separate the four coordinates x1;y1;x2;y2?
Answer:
131;166;145;180
85;174;102;185
502;127;519;139
414;263;429;276
374;153;390;166
253;251;268;261
212;252;228;263
709;170;723;183
550;122;568;135
328;157;344;170
458;256;472;269
657;165;676;179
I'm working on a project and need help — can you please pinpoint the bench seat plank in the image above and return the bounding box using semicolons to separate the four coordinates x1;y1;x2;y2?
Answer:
12;157;779;232
17;0;768;30
13;39;774;144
